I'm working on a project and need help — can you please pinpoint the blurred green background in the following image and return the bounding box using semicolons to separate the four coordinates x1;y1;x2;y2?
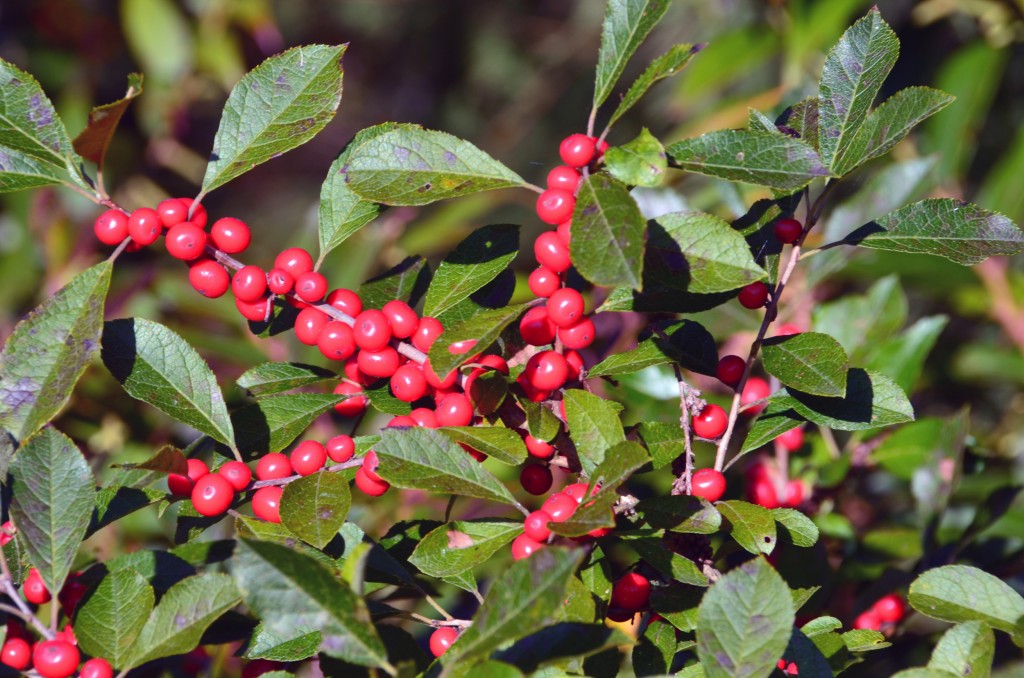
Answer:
1;1;1024;673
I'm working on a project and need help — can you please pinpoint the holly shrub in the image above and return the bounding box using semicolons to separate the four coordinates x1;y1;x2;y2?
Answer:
0;2;1023;677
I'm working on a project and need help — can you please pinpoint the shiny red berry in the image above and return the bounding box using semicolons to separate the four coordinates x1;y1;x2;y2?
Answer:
157;198;189;228
520;464;553;495
256;453;292;481
94;209;129;245
541;492;577;522
693;404;728;439
610;572;650;611
210;217;251;254
423;359;458;389
80;657;113;678
749;477;780;509
536;188;575;225
429;627;459;658
547;165;583;192
0;638;30;670
32;640;79;678
23;568;50;605
333;381;368;417
563;482;597;503
274;248;314;278
188;259;230;298
717;355;745;387
738;281;769;309
382;300;418;338
774;217;803;244
353;310;392;351
410;407;439;428
232;265;268;302
165;222;207;260
547;288;584;328
217;461;252;491
294;307;328;346
436;393;474;427
520;306;557;346
358;346;400;378
294;271;327;303
327;435;355;463
354;467;390;496
776;426;804;451
559;134;596;168
127;208;162;246
252;486;283;523
523;510;553;541
511;533;545;560
267;268;294;295
291;440;327;476
691;468;726;502
525;434;555;459
534;230;572;272
317;321;356;361
168;458;209;495
525;350;569;391
391;364;428;402
741;377;771;415
853;610;882;631
528;267;561;298
191;473;234;517
410;316;443;352
326;288;363;318
558;317;596;350
178;198;207;229
873;594;906;623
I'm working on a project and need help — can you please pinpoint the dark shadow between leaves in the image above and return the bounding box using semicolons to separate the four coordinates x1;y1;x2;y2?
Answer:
87;486;161;537
360;255;432;308
100;318;138;385
820;221;887;250
495;623;629;673
231;405;272;459
648;319;718;376
248;299;300;338
788;368;875;425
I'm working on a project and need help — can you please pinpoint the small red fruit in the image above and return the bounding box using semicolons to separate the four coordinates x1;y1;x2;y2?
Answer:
210;217;251;253
358;346;400;378
547;165;583;191
0;638;30;670
523;510;553;541
326;288;363;318
188;259;231;298
776;426;804;451
429;626;459;658
178;197;207;228
853;610;882;631
191;473;234;517
80;657;114;678
252;486;284;523
873;594;906;623
436;393;474;427
410;407;439;428
232;265;268;303
716;355;746;387
525;434;555;459
217;461;252;491
333;381;368;417
127;208;162;246
327;435;355;463
559;133;596;168
382;300;418;338
290;440;327;476
23;568;49;604
610;572;651;611
274;247;314;278
541;492;577;522
294;271;328;303
511;533;545;561
157;198;189;228
692;404;728;440
741;377;771;415
353;310;392;351
93;209;129;245
168;458;210;495
255;453;292;481
520;306;557;346
391;364;428;402
31;640;79;678
774;217;803;244
536;188;576;225
528;266;561;298
235;295;272;323
691;468;727;502
317;321;357;361
354;467;390;496
412;316;444;352
783;480;804;508
520;464;553;495
558;317;596;350
165;222;207;261
738;281;769;309
524;350;569;391
267;268;294;295
547;288;585;328
749;477;781;509
534;231;572;272
294;307;328;346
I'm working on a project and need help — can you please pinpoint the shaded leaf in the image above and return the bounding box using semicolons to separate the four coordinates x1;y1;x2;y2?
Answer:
636;495;721;534
928;621;995;678
589;319;717;378
608;43;700;128
495;623;633;674
237;362;335;397
72;73;143;167
75;568;154;669
909;565;1024;642
631;538;707;587
635;421;684;470
426;303;529;378
593;0;672;108
761;332;849;397
424;224;519;318
782;368;914;431
717;500;777;555
776;97;819;150
245;623;321;662
113;445;187;476
438;426;527;466
571;173;646;290
652;211;766;294
232;393;342;455
741;401;806;455
563;389;625;474
771;508;819;547
357;255;431;310
550;441;650;537
280;471;351;549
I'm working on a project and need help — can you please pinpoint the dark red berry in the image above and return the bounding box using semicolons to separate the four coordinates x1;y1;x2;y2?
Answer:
691;468;726;502
524;350;569;391
520;306;557;346
717;355;746;387
774;217;803;244
559;134;596;168
610;572;650;611
693;404;728;439
520;464;553;495
738;281;769;309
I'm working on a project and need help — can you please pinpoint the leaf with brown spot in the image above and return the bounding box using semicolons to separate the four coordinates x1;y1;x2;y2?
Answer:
409;519;522;578
281;471;351;549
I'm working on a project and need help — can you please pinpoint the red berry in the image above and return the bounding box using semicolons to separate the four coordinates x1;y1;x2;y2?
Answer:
354;467;390;496
528;267;561;298
610;572;650;612
327;435;355;463
353;310;392;351
525;350;569;391
178;198;207;229
534;230;572;272
165;222;207;261
294;307;328;346
423;359;458;389
267;268;294;295
693;404;728;439
559;134;596;168
741;377;771;415
334;381;368;417
32;640;79;678
391;364;428;402
317;321;357;361
774;217;803;244
127;208;162;246
518;373;552;403
691;468;727;502
382;300;418;338
157;198;189;228
252;486;283;523
218;461;253;491
520;464;553;495
191;473;234;517
410;407;439;428
295;271;327;303
274;248;314;278
412;316;444;352
358;347;400;378
80;658;113;678
556;220;572;246
523;510;553;541
511;533;545;560
749;477;780;509
168;458;209;496
541;492;577;522
520;306;557;346
563;482;597;503
536;189;576;225
774;323;803;337
436;393;474;427
0;638;30;670
236;295;272;322
873;594;906;623
429;627;459;658
232;265;268;302
558;317;596;350
595;138;610;157
783;479;804;508
343;360;375;386
546;165;583;191
210;217;251;254
23;568;50;604
717;355;745;387
326;288;363;318
564;350;584;380
362;451;383;481
525;434;555;459
387;415;416;428
547;288;585;328
93;209;129;245
738;281;769;309
291;440;327;476
188;259;230;298
853;610;882;631
256;453;292;481
776;426;804;451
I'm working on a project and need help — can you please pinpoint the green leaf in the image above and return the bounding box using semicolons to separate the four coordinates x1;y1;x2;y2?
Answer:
74;568;154;669
850;198;1024;265
563;389;625;474
438;426;527;466
777;97;820;151
571;173;646;290
651;584;703;632
72;73;143;168
495;623;634;673
9;428;94;594
409;519;522;578
782;368;914;431
652;211;767;294
232;393;342;455
717;500;777;555
129;573;241;667
363;380;412;416
357;255;432;310
870;418;943;480
233;539;391;669
0;57;85;190
102;318;235;448
748;108;778;134
818;9;899;171
374;427;518;505
761;332;849;397
589;319;717;378
909;565;1024;642
442;548;584;666
424;224;519;318
521;399;561;443
928;622;995;678
634;618;680;675
741;401;806;455
636;495;721;534
667;130;829;191
245;623;321;662
427;303;529;378
280;471;351;549
696;557;794;678
811;274;907;359
635;421;684;470
89;486;166;537
236;362;335;397
113;444;188;475
0;262;111;442
631;538;707;587
865;315;947;393
317;126;388;263
771;508;820;547
341;123;524;206
833;86;955;175
609;44;700;128
593;0;672;108
200;44;346;195
605;128;667;187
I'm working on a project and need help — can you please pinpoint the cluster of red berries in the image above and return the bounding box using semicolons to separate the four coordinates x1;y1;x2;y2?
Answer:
853;593;906;631
606;571;651;622
777;658;800;675
745;460;806;509
1;570;111;678
510;481;608;561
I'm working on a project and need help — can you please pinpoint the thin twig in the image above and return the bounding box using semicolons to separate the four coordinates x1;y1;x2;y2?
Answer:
424;594;453;621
